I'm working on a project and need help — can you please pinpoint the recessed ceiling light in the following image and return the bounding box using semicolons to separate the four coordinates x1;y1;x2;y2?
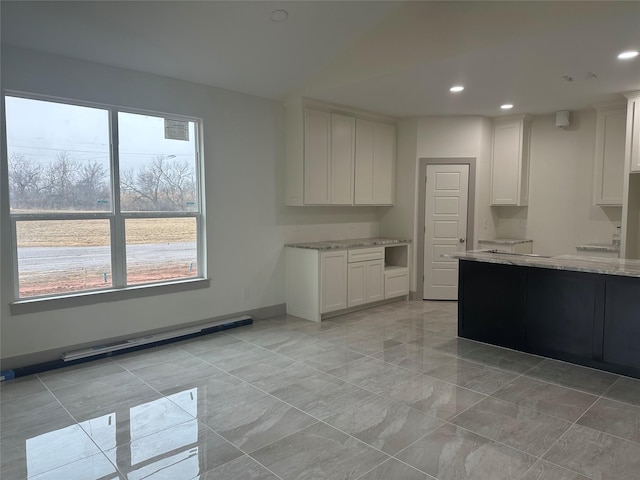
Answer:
270;9;288;22
501;104;514;110
618;50;639;60
449;85;464;93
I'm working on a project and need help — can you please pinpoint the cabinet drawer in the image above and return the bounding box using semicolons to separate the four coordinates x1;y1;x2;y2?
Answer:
348;247;384;263
384;267;409;298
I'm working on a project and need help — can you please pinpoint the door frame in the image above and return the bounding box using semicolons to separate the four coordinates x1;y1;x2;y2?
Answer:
416;158;476;300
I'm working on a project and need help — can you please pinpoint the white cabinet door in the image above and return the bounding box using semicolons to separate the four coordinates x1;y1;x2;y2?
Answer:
355;119;396;205
365;259;384;303
330;113;355;205
490;115;531;206
593;104;626;205
626;93;640;173
304;109;331;204
347;262;366;307
348;259;384;307
320;250;347;313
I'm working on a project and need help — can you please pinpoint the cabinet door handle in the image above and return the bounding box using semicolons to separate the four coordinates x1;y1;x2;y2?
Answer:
459;238;466;243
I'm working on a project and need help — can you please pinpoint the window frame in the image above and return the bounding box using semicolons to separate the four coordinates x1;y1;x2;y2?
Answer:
4;90;208;308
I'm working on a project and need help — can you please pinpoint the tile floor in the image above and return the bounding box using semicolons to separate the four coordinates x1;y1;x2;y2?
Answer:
2;300;640;479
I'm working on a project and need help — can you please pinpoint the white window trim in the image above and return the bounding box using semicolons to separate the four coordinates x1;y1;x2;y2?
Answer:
4;91;208;307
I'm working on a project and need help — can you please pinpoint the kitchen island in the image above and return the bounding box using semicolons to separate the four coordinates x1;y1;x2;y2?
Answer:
454;251;640;379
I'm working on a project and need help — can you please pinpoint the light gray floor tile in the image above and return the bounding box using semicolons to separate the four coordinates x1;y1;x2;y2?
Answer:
201;455;280;480
395;423;536;480
327;356;416;396
1;421;101;480
374;343;454;374
323;393;444;454
521;460;592;480
127;354;225;391
424;358;518;395
257;332;335;354
451;396;572;456
492;375;598;422
162;378;260;416
270;372;377;420
251;422;388;480
52;371;163;421
543;424;640;480
461;344;543;374
105;420;242;480
382;374;486;420
225;355;318;393
410;335;484;356
37;359;126;391
113;344;193;371
355;458;435;480
29;453;121;480
189;341;264;367
283;344;365;372
525;359;619;395
603;376;640;407
0;375;48;404
345;337;402;355
78;396;195;451
200;393;316;453
174;332;243;355
206;346;279;372
577;397;640;444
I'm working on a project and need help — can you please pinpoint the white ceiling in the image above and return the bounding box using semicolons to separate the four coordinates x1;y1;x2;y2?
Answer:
2;1;640;117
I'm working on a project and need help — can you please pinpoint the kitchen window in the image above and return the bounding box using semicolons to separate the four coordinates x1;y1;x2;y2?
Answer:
4;93;206;303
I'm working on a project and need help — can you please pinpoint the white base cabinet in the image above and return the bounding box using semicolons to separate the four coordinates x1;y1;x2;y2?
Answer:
285;243;409;322
347;248;384;307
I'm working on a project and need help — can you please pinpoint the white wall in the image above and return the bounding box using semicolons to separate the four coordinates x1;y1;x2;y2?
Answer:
0;47;381;367
380;116;495;293
496;110;622;255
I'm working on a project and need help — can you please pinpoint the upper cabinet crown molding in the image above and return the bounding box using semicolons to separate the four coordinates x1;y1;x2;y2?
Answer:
490;114;532;206
593;102;626;206
285;97;396;207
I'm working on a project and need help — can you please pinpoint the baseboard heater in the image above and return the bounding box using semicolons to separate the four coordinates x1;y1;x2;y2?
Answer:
1;315;253;381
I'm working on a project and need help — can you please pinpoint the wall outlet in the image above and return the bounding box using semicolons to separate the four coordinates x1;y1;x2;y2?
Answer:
520;220;527;229
483;219;488;230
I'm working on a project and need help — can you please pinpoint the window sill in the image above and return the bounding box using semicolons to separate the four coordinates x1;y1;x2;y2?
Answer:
9;278;210;315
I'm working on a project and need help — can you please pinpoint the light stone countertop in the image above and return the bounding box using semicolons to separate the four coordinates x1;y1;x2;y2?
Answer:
576;243;620;253
452;250;640;278
285;237;412;250
478;238;533;245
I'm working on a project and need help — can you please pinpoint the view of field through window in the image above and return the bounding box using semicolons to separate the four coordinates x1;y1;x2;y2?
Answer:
6;95;201;298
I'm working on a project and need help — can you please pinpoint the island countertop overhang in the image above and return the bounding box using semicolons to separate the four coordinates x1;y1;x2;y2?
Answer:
451;251;640;278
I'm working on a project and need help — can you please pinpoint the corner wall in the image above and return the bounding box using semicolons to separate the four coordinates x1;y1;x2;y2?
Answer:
496;110;622;255
0;46;381;368
379;116;494;295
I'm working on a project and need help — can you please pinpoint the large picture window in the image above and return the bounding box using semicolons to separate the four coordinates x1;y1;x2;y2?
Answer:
4;94;204;300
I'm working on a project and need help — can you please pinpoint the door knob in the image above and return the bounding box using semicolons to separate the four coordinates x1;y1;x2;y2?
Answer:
459;238;466;243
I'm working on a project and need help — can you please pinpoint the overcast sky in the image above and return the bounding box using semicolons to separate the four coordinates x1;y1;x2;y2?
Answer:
5;95;196;171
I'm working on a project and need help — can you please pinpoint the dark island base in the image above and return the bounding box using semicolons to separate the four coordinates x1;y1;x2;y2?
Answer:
458;259;640;380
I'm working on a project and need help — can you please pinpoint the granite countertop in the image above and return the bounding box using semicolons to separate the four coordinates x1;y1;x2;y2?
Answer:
576;243;620;253
285;237;412;250
478;238;533;245
452;250;640;278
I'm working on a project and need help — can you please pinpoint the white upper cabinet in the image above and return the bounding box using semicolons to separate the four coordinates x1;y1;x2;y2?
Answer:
330;113;356;204
593;103;626;206
303;109;355;205
625;92;640;173
355;119;396;205
304;109;331;204
285;98;395;206
490;115;531;206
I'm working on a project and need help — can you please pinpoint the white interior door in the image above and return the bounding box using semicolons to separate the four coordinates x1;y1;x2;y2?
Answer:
424;164;469;300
